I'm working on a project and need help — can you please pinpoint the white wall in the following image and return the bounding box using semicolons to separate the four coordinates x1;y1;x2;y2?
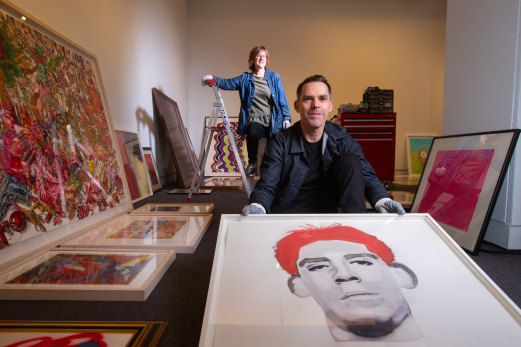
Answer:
187;0;447;174
9;0;188;182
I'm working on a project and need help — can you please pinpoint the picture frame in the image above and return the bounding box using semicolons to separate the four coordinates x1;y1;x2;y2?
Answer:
0;320;167;346
115;129;153;202
203;117;248;177
61;214;213;253
200;214;521;346
0;1;131;262
152;88;198;188
410;129;520;254
131;203;214;215
143;147;162;191
406;134;436;178
200;177;244;190
0;248;175;301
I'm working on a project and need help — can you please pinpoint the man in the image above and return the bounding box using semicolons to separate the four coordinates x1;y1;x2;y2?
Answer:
243;75;404;214
274;224;422;342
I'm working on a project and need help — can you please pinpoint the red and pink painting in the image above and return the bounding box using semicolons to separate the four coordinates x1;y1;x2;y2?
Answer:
417;149;494;231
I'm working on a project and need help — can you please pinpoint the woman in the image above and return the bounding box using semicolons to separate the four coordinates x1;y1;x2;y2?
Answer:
212;45;291;175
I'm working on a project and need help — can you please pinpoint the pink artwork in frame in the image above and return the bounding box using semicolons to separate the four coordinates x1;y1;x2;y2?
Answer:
417;149;494;231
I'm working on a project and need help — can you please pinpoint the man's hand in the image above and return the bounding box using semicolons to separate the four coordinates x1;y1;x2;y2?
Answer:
283;120;291;129
202;74;216;87
376;198;406;215
242;203;266;216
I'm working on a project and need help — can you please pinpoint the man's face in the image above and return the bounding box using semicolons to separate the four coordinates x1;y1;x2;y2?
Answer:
296;240;409;328
294;82;333;133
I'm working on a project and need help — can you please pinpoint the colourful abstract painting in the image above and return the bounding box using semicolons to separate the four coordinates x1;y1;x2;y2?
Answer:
0;10;126;248
417;149;494;231
108;220;186;239
6;253;152;285
204;118;248;176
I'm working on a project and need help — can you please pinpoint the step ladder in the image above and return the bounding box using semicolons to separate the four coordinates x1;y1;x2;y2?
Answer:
187;80;253;201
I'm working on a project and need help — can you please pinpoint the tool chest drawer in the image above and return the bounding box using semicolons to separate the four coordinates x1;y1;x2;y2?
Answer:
340;113;396;182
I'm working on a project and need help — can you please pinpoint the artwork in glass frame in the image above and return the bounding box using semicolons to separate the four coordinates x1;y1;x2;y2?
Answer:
0;248;175;301
203;117;248;177
200;214;521;346
0;2;130;251
152;88;197;188
406;135;436;178
201;177;244;190
131;203;214;215
143;147;162;191
410;129;520;254
62;214;213;253
0;320;167;347
114;130;153;202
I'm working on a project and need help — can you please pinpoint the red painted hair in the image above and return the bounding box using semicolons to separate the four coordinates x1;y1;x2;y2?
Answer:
274;224;395;276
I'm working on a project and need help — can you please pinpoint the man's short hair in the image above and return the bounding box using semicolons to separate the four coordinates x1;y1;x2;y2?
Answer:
274;224;395;276
296;75;332;100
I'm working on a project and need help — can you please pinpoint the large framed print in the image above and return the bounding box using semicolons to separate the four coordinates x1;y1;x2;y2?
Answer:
201;214;521;346
0;248;175;301
131;203;214;215
115;129;153;202
200;214;521;347
410;130;520;254
0;2;131;259
152;88;197;188
406;134;436;178
143;147;162;191
0;320;167;346
62;214;213;253
204;117;248;177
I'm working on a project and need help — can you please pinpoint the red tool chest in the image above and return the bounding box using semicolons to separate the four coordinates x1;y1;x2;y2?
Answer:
340;113;396;185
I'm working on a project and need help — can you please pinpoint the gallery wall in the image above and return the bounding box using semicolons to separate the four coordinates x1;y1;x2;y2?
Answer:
9;0;447;177
9;0;188;183
187;0;447;174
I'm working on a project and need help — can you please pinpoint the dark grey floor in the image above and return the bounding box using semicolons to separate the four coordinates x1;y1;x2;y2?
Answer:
3;186;521;346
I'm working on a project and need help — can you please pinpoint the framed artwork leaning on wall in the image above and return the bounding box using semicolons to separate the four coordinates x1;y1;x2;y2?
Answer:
410;129;520;254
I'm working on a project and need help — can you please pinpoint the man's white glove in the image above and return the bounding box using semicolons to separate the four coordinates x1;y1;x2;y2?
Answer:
202;74;216;87
375;198;406;215
242;203;266;216
283;120;291;129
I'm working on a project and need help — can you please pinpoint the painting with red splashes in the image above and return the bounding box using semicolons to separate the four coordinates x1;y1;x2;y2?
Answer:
0;8;127;248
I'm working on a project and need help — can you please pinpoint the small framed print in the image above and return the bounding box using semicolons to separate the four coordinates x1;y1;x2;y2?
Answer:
200;214;521;346
406;134;436;178
411;129;520;254
0;320;167;346
0;248;175;301
62;214;213;253
115;129;153;202
143;147;162;191
131;203;214;215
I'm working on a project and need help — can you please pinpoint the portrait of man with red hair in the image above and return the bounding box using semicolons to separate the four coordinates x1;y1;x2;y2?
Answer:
274;224;422;342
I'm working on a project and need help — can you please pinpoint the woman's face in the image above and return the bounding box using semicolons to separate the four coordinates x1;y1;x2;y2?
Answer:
253;50;267;71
